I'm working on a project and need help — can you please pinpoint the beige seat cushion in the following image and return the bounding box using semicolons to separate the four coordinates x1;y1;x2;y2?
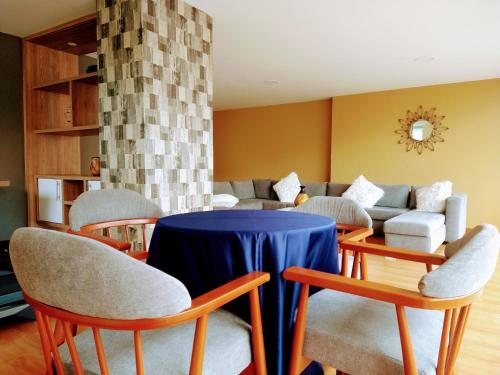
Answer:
304;289;443;375
10;228;191;319
59;309;252;375
69;189;163;231
294;196;372;228
419;224;500;298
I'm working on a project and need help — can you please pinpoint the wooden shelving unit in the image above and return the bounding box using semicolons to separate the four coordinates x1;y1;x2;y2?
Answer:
33;71;97;90
24;14;100;228
33;125;99;136
35;175;100;230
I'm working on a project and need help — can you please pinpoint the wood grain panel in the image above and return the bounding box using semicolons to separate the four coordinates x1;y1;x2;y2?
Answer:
26;15;96;56
72;81;97;126
23;41;81;226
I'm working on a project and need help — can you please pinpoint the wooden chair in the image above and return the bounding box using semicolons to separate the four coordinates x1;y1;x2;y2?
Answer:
68;189;164;260
293;196;374;278
284;224;500;375
10;228;269;375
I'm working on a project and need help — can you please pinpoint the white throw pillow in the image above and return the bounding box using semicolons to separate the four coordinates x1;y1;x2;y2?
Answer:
212;194;239;208
416;181;452;213
273;172;301;203
342;175;384;208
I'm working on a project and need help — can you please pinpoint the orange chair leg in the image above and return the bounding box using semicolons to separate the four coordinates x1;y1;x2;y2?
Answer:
289;284;309;375
190;314;208;375
249;288;267;375
35;310;54;375
62;322;84;375
134;330;144;375
92;327;110;375
395;305;417;375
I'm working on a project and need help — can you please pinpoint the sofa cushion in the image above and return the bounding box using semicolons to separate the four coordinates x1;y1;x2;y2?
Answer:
263;200;295;210
230;180;256;199
385;227;446;253
236;198;266;210
416;181;452;213
342;175;385;208
213;182;234;195
326;183;350;197
273;172;301;203
213;194;239;208
374;184;409;209
409;185;423;209
303;182;327;197
384;210;445;237
303;289;443;375
253;179;274;199
365;206;409;221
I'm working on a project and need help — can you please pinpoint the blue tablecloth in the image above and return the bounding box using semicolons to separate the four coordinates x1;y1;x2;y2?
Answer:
147;210;338;375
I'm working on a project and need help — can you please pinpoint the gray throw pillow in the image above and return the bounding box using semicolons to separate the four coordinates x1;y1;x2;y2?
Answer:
375;184;410;208
230;180;256;199
253;179;273;199
213;181;234;195
303;182;327;197
326;183;350;197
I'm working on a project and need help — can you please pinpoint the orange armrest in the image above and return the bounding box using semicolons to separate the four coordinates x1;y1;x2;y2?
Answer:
68;231;132;251
190;272;270;313
341;240;446;265
338;228;374;243
283;266;468;310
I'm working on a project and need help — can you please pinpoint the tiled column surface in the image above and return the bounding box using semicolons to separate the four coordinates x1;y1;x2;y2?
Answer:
97;0;213;214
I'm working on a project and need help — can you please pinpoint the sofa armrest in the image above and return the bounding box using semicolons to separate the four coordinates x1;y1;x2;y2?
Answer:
445;193;467;242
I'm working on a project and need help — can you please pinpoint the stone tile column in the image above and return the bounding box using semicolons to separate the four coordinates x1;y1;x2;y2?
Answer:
97;0;213;214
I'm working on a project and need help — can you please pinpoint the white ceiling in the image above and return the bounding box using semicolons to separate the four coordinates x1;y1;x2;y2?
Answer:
0;0;95;37
2;0;499;110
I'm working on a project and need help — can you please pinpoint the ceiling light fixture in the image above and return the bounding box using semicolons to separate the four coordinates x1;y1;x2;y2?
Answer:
413;56;435;63
67;42;78;47
264;80;280;85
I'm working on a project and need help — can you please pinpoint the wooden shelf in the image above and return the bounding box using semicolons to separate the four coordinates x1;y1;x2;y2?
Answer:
63;200;74;206
33;72;97;91
36;174;100;181
0;180;10;187
34;125;99;136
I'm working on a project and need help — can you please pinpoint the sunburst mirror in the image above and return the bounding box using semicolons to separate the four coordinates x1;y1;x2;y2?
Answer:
395;106;448;154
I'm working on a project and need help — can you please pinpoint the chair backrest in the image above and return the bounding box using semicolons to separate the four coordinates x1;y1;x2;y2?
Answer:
294;196;373;228
69;189;163;231
9;228;191;319
419;224;500;298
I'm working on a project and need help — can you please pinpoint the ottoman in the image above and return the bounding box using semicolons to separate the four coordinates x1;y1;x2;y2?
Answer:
384;211;446;253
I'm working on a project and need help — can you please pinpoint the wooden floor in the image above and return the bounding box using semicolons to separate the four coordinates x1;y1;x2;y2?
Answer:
1;244;499;374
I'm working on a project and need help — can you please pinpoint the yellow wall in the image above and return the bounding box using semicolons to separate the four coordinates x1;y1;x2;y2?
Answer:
331;79;500;227
214;99;332;181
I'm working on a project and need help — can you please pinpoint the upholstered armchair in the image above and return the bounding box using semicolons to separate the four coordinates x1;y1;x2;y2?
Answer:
10;228;269;375
68;189;164;260
293;196;374;278
284;224;499;375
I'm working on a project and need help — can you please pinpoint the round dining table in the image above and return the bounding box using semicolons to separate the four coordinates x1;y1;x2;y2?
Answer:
147;209;338;375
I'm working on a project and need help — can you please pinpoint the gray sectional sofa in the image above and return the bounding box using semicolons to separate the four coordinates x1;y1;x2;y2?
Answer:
213;179;467;252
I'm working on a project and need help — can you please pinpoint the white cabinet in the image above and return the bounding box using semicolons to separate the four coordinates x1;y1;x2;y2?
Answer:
37;178;63;224
87;180;101;191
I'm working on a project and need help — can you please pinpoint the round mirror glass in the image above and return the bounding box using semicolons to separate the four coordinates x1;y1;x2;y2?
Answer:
410;119;433;141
